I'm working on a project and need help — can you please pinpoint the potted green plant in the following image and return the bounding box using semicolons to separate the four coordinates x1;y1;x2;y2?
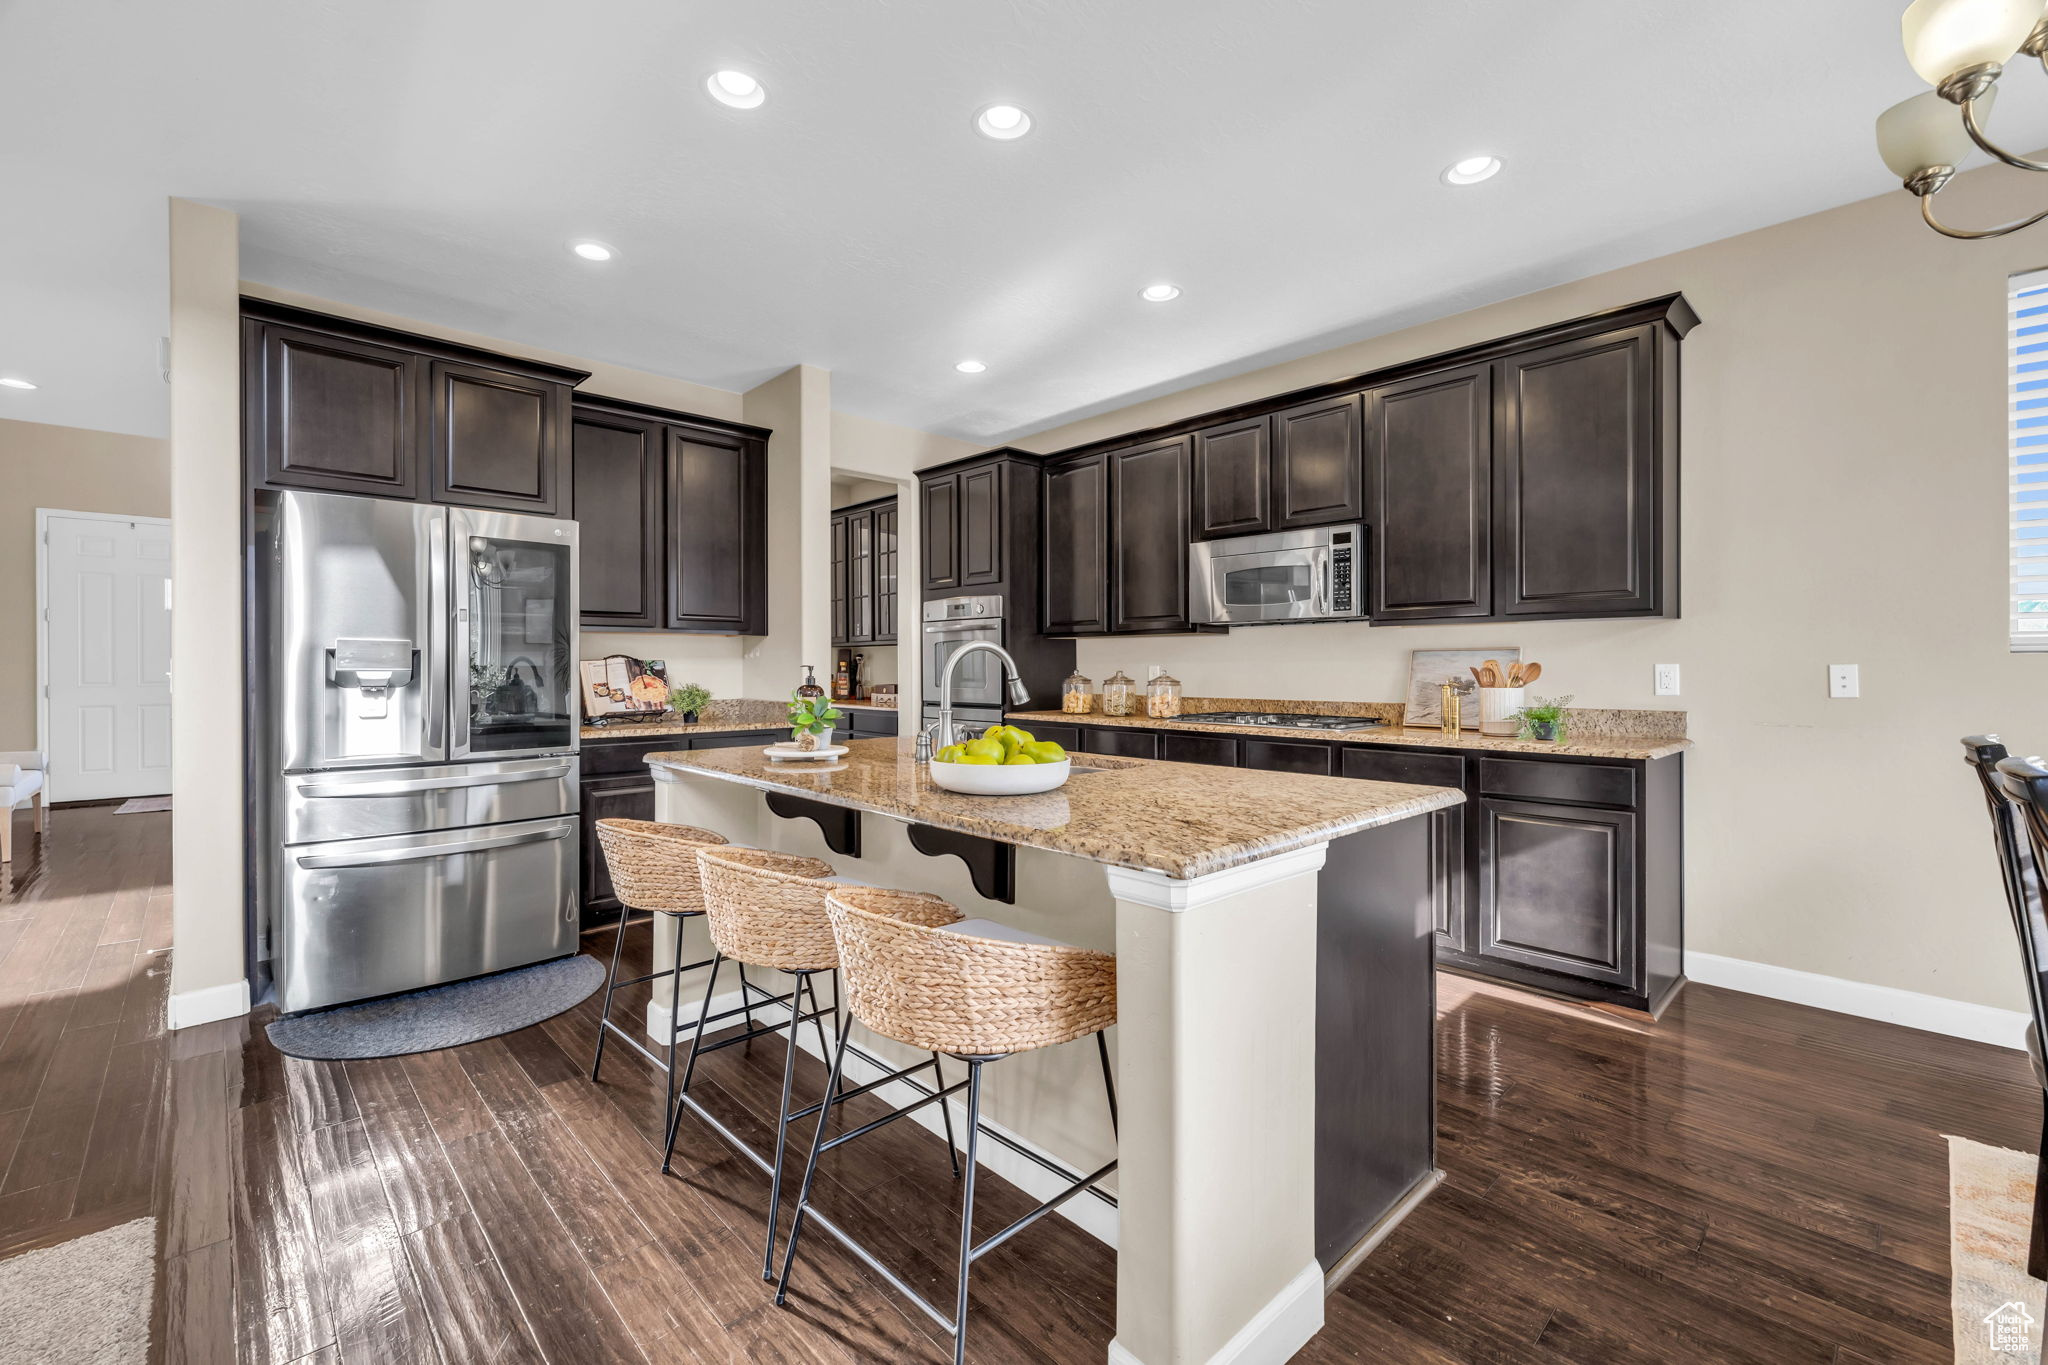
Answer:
787;690;843;751
1515;694;1573;743
671;682;712;724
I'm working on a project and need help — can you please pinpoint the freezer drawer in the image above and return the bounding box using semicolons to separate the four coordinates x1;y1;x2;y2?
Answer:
281;756;578;845
276;815;578;1014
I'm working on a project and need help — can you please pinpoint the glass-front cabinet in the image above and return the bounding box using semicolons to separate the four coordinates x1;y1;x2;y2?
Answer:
453;508;579;757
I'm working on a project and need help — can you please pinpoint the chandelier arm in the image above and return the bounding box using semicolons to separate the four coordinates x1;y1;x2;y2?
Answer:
1920;192;2048;239
1963;95;2048;173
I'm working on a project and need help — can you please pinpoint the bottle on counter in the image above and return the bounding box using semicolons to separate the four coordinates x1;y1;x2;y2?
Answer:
1438;680;1461;735
1146;671;1183;718
797;664;825;702
1101;669;1138;718
1062;670;1095;715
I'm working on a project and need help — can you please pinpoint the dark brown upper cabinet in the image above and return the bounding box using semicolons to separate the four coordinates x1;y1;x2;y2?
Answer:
872;501;899;643
1367;363;1494;622
960;463;1003;586
830;496;896;647
1190;414;1272;540
1495;325;1667;618
1108;436;1196;633
571;405;664;629
922;474;961;592
1042;453;1110;635
249;321;423;499
427;359;571;514
244;300;587;510
1272;392;1364;530
667;425;766;634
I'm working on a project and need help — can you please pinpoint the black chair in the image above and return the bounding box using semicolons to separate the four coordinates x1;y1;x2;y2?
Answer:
1965;738;2048;1277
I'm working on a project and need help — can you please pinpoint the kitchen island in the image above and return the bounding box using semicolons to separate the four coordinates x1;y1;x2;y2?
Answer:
646;737;1461;1364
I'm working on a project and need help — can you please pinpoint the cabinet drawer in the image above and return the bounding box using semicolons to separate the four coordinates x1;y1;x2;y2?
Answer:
1084;727;1160;760
1017;721;1083;752
1339;747;1464;788
846;709;900;737
1243;740;1333;776
1163;732;1240;767
1478;757;1635;807
579;737;675;777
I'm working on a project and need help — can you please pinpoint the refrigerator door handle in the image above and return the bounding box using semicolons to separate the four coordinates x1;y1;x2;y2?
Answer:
295;823;571;870
425;508;449;758
294;762;575;799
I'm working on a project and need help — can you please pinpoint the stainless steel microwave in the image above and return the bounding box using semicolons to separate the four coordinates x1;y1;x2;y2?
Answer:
1189;525;1365;626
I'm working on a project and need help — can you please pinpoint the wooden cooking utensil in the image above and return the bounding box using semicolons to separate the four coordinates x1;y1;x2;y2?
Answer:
1470;666;1487;687
1521;662;1542;684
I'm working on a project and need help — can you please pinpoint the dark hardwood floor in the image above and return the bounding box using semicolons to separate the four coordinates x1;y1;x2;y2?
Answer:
0;802;2034;1362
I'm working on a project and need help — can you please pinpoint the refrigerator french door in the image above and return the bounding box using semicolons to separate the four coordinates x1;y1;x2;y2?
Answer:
260;491;581;1015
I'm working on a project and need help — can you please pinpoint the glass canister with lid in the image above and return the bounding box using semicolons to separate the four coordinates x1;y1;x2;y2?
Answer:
1146;670;1183;718
1061;670;1096;715
1100;669;1139;717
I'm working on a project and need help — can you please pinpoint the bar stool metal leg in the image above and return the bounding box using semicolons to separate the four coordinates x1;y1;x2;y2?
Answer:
663;952;724;1174
660;920;686;1148
588;905;635;1081
952;1059;987;1365
763;968;816;1280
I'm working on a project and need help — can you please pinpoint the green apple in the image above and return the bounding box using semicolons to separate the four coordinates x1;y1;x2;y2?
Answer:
1003;753;1037;765
955;753;999;766
1022;741;1066;763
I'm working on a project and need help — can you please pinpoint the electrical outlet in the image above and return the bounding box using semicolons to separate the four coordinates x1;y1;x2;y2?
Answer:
1654;663;1680;696
1828;663;1859;699
1147;663;1163;680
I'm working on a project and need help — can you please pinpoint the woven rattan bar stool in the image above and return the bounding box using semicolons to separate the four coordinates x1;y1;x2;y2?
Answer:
670;846;962;1280
774;886;1118;1365
589;819;766;1135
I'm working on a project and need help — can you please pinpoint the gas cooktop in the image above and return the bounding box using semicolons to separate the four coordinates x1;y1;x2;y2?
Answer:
1192;712;1387;732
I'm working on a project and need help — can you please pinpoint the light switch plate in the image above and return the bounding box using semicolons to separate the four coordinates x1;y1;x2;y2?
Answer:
1654;663;1680;696
1828;663;1859;698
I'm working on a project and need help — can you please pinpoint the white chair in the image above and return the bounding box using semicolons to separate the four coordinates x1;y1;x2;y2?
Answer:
0;751;47;863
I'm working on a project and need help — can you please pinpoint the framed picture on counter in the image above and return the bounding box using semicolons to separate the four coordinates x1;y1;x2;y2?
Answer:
1406;648;1519;730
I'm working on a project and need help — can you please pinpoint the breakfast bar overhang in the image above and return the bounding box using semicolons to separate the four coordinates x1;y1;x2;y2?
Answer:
644;738;1461;1364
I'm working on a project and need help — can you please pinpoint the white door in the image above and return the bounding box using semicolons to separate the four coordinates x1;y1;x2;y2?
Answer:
40;511;173;801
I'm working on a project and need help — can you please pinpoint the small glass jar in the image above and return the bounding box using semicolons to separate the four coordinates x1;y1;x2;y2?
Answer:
1100;669;1138;717
1146;671;1183;718
1062;671;1095;715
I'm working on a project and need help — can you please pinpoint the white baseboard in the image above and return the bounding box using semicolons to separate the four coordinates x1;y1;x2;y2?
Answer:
168;978;251;1030
1685;951;2030;1050
648;987;1119;1247
1108;1258;1324;1365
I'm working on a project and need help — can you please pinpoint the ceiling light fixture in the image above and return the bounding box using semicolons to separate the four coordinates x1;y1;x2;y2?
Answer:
955;360;988;374
1140;283;1182;303
707;69;766;109
974;104;1033;140
1442;155;1503;185
571;241;615;262
1878;0;2048;238
0;377;35;390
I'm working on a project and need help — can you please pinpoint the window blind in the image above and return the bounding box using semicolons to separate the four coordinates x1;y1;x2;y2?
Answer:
2012;268;2048;650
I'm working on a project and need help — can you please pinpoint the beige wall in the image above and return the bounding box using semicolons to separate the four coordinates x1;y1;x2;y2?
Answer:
167;198;247;1021
0;419;170;750
1013;166;2048;1016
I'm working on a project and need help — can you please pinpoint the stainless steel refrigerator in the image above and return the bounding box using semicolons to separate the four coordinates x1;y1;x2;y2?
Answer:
252;490;581;1014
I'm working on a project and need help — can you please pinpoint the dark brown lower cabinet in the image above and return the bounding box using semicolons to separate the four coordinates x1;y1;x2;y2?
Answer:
1019;717;1684;1012
578;730;778;924
1475;797;1636;987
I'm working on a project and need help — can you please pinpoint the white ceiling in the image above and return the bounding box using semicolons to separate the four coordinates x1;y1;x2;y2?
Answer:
2;0;2042;443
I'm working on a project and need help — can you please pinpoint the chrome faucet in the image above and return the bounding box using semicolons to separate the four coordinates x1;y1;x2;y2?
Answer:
930;641;1031;755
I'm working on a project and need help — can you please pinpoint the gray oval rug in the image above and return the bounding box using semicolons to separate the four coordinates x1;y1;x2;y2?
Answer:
266;954;605;1060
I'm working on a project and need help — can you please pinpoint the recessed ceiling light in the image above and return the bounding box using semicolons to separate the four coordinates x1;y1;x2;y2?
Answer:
571;241;615;262
0;377;35;390
707;70;765;109
1442;155;1503;185
955;360;987;374
975;104;1032;140
1140;283;1182;303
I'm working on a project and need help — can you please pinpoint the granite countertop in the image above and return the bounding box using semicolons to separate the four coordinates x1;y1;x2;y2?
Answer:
647;738;1461;880
1003;710;1691;762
